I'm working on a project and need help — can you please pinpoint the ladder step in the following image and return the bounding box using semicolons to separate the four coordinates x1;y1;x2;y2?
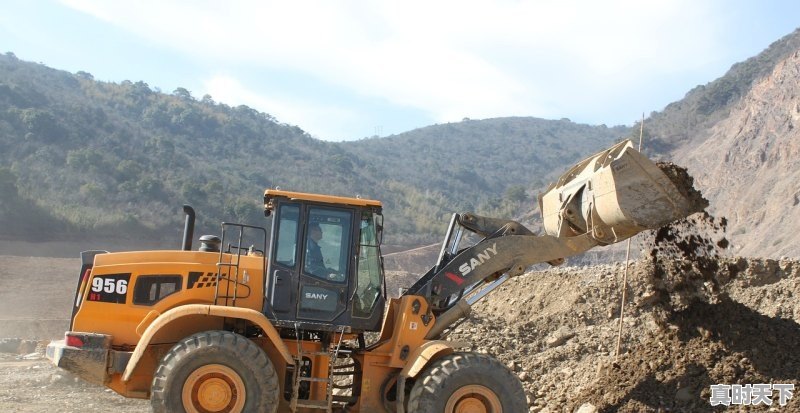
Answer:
299;351;332;357
298;377;330;383
331;371;355;376
294;399;331;409
333;395;358;403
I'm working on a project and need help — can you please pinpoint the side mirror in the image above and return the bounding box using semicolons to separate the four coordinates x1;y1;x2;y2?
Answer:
376;215;384;245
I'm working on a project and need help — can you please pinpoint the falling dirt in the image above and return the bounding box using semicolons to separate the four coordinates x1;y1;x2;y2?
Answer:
640;163;735;312
642;211;735;312
656;162;709;214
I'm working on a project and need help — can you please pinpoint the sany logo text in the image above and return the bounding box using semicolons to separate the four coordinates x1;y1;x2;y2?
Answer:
458;243;499;276
444;243;500;286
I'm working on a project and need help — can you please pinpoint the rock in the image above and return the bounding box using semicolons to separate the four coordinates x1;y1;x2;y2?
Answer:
596;361;611;378
545;327;575;348
49;373;73;386
675;386;694;402
508;360;520;372
576;403;598;413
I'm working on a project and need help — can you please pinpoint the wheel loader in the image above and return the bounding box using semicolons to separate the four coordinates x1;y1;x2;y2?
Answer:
47;140;700;413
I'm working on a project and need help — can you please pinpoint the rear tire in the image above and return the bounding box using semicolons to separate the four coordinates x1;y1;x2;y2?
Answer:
408;352;526;413
151;330;279;413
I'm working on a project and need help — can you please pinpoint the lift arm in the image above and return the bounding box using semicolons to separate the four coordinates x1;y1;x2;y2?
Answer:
404;139;703;338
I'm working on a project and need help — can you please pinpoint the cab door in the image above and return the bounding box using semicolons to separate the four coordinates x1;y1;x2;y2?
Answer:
296;206;353;322
267;202;300;318
266;202;354;324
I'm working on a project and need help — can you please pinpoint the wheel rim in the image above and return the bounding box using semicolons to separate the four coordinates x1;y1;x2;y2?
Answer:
182;364;246;413
445;385;502;413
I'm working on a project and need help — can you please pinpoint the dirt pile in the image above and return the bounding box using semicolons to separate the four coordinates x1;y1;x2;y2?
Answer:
448;256;800;412
573;297;800;411
555;165;799;412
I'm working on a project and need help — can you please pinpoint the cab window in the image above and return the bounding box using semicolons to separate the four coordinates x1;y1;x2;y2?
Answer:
274;204;300;267
303;207;352;283
354;212;383;317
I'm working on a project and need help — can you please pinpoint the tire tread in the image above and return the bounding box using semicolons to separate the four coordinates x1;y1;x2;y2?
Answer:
150;330;278;413
408;352;526;412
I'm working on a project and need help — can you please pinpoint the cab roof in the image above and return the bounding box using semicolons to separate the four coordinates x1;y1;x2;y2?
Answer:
264;189;382;208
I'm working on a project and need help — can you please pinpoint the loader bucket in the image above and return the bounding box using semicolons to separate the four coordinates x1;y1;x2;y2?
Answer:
538;140;703;244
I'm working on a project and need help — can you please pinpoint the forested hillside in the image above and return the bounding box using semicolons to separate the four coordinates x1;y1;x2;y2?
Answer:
0;52;627;246
346;119;627;242
0;52;347;241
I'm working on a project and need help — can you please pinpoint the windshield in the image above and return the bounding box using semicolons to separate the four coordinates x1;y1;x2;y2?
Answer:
353;211;384;318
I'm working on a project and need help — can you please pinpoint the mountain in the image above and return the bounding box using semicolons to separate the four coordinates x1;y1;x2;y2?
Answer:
674;50;800;258
0;52;344;242
641;28;800;155
344;118;627;243
640;28;800;258
0;52;626;246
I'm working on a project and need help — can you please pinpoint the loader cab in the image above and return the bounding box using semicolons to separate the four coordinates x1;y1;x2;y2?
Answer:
263;190;386;333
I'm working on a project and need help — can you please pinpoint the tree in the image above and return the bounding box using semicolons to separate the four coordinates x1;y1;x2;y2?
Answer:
505;185;527;203
19;109;61;141
0;167;19;198
173;87;193;101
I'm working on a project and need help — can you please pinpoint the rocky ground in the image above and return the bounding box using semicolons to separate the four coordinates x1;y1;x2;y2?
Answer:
1;232;799;412
0;255;150;412
0;351;149;412
447;255;800;412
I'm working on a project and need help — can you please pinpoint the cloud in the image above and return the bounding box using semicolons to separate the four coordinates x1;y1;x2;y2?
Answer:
60;0;728;128
202;75;361;140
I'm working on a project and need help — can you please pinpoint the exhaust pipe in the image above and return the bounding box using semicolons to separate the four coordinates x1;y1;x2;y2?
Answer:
182;205;195;251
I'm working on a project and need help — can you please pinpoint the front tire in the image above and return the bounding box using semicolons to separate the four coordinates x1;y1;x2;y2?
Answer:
408;352;526;413
151;330;279;413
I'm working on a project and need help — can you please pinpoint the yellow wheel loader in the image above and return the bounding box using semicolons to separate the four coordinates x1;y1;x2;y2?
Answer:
47;140;699;413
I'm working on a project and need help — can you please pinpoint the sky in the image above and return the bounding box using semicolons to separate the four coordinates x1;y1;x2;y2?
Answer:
1;1;798;141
